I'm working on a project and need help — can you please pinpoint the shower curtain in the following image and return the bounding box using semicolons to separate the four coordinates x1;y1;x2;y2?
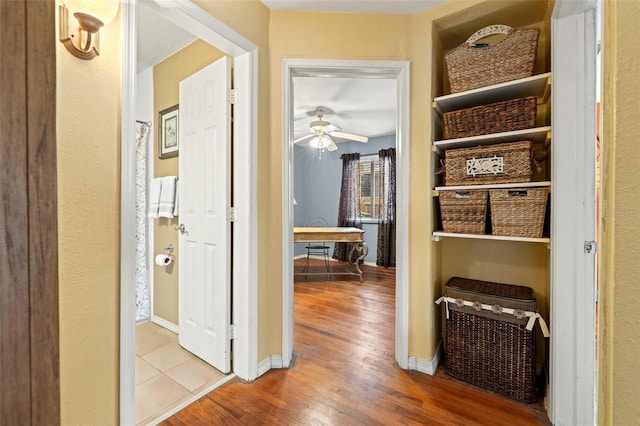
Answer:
136;122;151;321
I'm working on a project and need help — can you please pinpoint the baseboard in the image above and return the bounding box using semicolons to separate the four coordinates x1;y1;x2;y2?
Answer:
257;355;284;378
407;340;442;376
151;315;179;334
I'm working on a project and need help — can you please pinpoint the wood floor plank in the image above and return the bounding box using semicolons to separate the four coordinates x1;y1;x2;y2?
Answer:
163;259;549;425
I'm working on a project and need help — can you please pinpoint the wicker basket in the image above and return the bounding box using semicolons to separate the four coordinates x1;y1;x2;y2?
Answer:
490;188;549;238
443;277;538;402
439;190;488;234
445;25;539;93
443;97;537;140
444;141;534;186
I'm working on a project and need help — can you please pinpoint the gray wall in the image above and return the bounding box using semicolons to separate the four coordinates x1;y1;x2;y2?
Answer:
293;134;395;263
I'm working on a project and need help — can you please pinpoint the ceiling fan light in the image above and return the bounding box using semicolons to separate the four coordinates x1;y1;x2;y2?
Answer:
309;137;321;148
309;135;332;149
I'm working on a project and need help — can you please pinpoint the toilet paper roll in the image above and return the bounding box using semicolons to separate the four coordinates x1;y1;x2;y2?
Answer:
155;254;172;266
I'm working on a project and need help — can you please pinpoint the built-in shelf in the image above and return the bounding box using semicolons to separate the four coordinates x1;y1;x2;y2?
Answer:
433;72;551;114
433;126;551;152
433;181;551;193
432;231;550;244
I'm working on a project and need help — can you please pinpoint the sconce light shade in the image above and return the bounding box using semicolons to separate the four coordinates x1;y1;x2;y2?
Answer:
59;0;119;60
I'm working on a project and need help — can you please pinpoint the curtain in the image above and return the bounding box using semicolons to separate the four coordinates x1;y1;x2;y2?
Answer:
377;148;396;267
135;122;151;321
333;153;362;261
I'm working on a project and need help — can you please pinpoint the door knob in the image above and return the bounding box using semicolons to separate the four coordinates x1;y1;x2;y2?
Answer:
175;224;187;235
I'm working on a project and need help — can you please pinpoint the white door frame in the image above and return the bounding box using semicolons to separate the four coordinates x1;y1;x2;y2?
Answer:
120;1;259;424
281;59;411;369
550;0;598;424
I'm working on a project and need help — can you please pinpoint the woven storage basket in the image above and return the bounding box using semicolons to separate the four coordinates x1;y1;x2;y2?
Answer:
445;25;539;93
490;187;549;238
439;190;488;234
444;140;534;186
444;277;537;402
443;96;537;140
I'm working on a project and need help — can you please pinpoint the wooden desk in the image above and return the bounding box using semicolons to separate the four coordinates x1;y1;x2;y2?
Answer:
294;227;368;281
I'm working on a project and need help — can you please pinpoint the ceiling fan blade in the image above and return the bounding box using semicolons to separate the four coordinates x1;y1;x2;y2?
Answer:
323;124;340;133
329;131;369;143
321;135;338;151
293;133;315;144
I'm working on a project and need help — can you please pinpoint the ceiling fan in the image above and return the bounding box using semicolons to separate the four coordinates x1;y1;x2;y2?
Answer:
293;108;369;152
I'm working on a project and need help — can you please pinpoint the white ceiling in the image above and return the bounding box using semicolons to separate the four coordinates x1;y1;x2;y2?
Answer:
261;0;447;14
136;1;196;72
136;1;433;141
293;77;397;143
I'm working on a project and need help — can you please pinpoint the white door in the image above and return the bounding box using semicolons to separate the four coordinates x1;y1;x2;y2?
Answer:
178;56;232;373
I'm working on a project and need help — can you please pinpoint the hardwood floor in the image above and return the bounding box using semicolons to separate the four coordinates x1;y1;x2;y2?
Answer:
163;259;549;425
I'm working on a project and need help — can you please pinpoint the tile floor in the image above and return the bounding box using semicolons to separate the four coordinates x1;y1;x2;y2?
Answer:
135;321;229;425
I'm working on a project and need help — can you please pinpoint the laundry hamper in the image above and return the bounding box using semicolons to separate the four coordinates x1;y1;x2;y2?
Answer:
437;277;549;402
445;25;539;93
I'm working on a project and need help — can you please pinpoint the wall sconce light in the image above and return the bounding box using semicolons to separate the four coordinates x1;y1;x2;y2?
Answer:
59;0;119;60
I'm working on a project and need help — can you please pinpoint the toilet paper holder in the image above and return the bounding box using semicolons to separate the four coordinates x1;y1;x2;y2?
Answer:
162;243;174;254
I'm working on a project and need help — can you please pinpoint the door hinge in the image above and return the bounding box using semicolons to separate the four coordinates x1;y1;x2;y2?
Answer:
230;89;236;105
584;240;598;254
228;206;237;222
229;324;237;339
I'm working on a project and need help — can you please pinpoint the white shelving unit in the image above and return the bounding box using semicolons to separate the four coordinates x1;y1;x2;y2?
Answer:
434;181;551;193
432;72;551;114
432;231;550;244
432;73;552;244
433;126;551;152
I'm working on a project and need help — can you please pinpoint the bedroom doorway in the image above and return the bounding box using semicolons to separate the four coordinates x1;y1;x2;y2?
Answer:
281;60;410;369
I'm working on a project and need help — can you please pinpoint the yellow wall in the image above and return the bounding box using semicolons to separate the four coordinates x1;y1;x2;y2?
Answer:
259;1;548;359
56;2;121;424
268;10;411;357
56;0;270;422
55;0;640;422
152;40;225;325
600;0;640;424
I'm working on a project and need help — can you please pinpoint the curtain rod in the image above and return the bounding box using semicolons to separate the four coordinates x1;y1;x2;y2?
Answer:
359;147;395;157
136;120;152;126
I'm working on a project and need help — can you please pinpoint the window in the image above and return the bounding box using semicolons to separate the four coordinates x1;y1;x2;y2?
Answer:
358;154;382;221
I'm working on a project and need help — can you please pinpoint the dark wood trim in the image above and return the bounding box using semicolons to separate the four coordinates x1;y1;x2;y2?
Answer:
0;0;31;423
0;0;59;423
26;1;60;423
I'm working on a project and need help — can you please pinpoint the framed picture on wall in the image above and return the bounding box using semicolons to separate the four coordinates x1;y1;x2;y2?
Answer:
158;104;179;159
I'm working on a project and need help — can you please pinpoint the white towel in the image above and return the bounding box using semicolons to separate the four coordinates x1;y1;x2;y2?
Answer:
158;176;177;218
173;179;179;217
148;178;162;218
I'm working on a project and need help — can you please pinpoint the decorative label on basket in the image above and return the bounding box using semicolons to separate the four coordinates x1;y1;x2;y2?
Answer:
466;155;504;177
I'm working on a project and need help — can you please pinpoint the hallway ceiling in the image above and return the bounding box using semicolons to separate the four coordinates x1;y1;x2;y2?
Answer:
261;0;447;14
